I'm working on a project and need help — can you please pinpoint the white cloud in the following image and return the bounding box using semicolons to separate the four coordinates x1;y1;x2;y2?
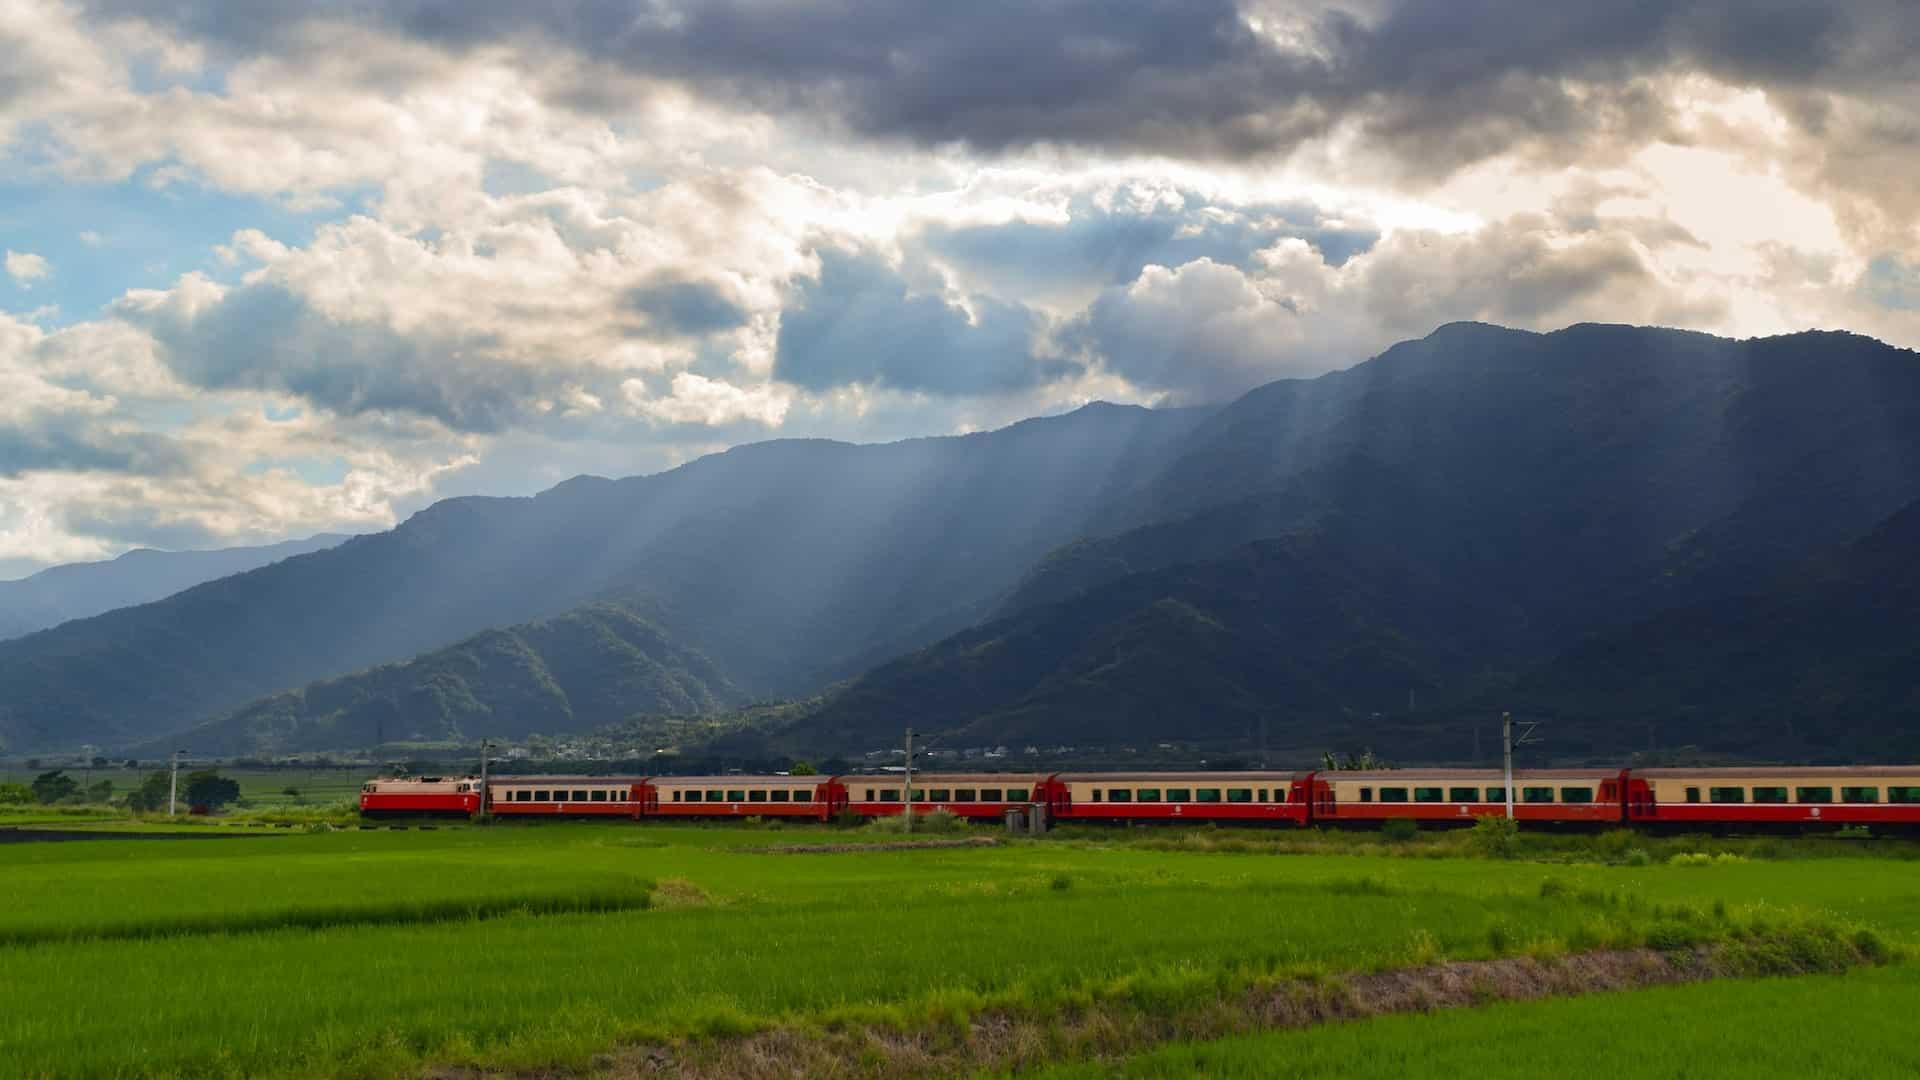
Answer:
625;373;792;428
4;251;49;287
0;0;1917;574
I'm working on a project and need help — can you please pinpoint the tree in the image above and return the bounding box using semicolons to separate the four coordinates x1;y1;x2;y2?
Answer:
184;770;241;810
0;782;31;805
788;761;818;776
126;771;173;813
85;779;113;803
31;770;78;804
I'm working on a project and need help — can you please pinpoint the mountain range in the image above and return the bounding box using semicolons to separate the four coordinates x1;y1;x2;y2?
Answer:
6;320;1920;763
0;534;346;642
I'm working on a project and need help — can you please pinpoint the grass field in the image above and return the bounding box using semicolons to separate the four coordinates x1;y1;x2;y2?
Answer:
1031;964;1920;1078
0;822;1912;1078
0;764;371;809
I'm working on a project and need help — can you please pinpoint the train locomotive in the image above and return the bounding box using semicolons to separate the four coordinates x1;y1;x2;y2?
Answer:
362;764;1920;830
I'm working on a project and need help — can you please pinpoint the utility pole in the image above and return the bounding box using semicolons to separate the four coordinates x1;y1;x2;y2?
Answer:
1502;713;1513;821
1502;712;1541;821
168;749;185;816
477;739;492;821
903;727;915;834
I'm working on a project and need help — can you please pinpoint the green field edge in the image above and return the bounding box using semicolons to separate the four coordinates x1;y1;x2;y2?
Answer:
0;887;655;948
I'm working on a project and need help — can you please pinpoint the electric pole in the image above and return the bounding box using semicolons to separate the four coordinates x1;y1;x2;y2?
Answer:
903;727;914;834
168;749;185;816
477;739;492;821
1501;712;1541;821
1502;712;1513;821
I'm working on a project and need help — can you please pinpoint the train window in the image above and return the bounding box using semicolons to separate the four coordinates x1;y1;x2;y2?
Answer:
1560;787;1594;804
1449;787;1480;803
980;789;1003;802
534;790;551;801
1196;788;1222;803
1257;789;1269;802
1485;787;1505;803
1888;788;1920;804
1522;787;1555;804
1843;787;1879;804
913;791;929;802
1686;787;1701;803
1378;788;1409;803
864;788;875;801
591;790;607;802
727;790;746;802
770;790;789;803
1108;789;1131;803
670;791;681;802
1356;787;1372;803
955;789;977;802
1795;787;1833;803
1752;787;1788;804
1137;789;1161;802
1413;787;1443;803
706;790;725;802
929;789;952;802
1709;787;1745;804
1090;789;1102;802
1227;789;1253;803
879;789;900;801
793;791;811;802
748;790;767;803
515;790;532;802
572;790;588;801
1166;788;1191;802
1005;788;1029;802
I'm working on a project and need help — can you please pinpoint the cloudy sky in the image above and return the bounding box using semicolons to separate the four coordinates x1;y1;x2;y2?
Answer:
2;1;1918;576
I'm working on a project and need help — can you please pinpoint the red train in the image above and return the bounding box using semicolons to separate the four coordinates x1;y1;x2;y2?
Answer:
362;764;1920;830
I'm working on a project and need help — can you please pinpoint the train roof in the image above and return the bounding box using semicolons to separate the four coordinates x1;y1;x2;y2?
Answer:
1055;770;1302;782
849;773;1046;784
484;775;641;784
1633;766;1920;779
1323;768;1622;781
645;774;829;784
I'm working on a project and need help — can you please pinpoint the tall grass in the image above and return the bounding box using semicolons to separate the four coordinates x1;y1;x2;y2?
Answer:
1029;965;1920;1079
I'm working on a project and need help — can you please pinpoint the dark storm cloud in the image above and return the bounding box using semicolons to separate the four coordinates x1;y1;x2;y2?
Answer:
622;277;749;337
922;191;1376;301
96;2;1920;174
0;415;190;479
129;282;541;433
774;249;1065;395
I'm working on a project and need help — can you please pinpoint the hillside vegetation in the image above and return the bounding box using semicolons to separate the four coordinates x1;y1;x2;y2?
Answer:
165;599;741;756
9;321;1920;759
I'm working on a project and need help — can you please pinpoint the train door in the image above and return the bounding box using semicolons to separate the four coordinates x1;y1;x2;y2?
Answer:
1599;772;1626;823
818;779;849;821
1309;775;1336;822
633;781;656;820
1043;776;1071;823
1624;775;1656;822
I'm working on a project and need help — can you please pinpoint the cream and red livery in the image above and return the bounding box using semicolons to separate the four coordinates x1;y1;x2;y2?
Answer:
360;765;1920;831
359;777;484;817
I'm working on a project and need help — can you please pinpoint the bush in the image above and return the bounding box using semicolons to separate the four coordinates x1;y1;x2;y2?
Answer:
1380;817;1418;843
0;782;31;805
30;770;78;805
866;809;966;834
1467;814;1519;858
1622;848;1653;867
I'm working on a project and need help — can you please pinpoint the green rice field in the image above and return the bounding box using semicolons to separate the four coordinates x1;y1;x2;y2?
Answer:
0;821;1914;1078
